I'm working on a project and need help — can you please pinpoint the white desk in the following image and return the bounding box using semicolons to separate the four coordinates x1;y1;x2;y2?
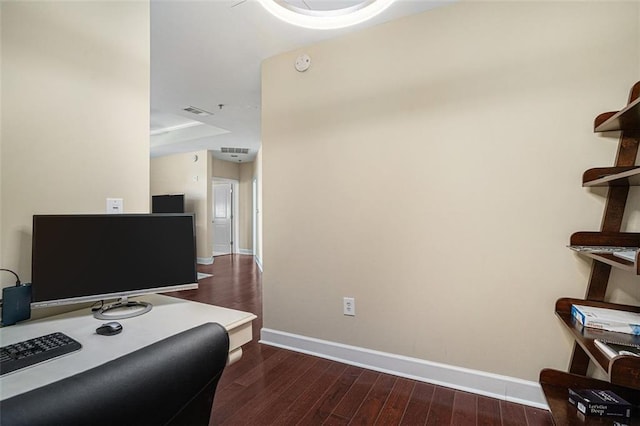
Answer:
0;294;256;401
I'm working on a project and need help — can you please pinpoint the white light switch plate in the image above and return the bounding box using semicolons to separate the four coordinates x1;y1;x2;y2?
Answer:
106;198;123;214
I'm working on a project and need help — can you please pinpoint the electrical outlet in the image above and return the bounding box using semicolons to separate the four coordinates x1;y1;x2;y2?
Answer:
343;297;355;316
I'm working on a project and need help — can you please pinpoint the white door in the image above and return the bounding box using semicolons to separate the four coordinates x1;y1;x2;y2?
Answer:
213;182;233;256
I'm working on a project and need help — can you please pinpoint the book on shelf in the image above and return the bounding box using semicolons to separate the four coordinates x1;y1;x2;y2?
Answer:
568;245;639;254
613;250;638;262
571;304;640;335
594;339;640;358
568;388;632;419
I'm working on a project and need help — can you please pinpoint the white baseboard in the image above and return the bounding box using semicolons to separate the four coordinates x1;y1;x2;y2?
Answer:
260;328;548;410
197;256;214;265
238;248;253;255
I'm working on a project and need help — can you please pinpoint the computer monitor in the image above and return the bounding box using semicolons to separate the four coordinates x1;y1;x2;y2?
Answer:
31;213;198;319
152;194;185;213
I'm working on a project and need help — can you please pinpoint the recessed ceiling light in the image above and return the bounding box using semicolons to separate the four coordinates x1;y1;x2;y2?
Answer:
256;0;397;30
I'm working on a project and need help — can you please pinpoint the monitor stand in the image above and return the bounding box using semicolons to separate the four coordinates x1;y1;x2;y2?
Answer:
93;297;152;320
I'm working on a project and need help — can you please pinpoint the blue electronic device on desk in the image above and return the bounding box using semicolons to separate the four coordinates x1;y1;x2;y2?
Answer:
1;269;31;327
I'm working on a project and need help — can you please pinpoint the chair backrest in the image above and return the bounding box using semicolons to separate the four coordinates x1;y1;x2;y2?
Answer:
1;322;230;426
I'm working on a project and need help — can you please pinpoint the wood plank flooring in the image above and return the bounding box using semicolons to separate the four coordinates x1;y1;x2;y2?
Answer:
168;255;553;426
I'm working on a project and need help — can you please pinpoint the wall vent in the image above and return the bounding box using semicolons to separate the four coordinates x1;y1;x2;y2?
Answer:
221;147;249;154
183;106;213;116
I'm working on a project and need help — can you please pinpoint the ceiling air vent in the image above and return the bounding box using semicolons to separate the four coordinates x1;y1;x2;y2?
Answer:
183;106;213;116
221;147;249;154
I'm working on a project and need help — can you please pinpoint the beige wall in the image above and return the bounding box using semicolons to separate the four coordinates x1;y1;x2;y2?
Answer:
1;1;150;282
150;150;212;260
212;157;240;181
262;1;639;383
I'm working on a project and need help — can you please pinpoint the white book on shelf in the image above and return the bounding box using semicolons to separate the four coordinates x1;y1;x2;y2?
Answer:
613;250;637;262
571;304;640;335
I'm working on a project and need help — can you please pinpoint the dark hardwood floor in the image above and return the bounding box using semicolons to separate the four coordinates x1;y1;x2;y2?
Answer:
169;254;553;426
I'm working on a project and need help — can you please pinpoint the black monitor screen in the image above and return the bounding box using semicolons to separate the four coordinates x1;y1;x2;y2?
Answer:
152;195;184;213
31;214;197;307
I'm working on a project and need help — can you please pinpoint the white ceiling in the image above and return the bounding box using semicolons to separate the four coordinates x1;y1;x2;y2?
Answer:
150;0;449;162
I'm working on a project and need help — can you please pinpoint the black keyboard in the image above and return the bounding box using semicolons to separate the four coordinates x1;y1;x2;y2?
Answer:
0;332;82;376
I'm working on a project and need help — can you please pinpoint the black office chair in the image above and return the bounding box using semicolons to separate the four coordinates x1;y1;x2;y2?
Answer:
0;322;229;426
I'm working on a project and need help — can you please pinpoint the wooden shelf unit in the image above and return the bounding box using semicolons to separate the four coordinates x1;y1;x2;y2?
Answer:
555;298;640;390
539;81;640;424
569;231;640;275
594;96;640;132
583;166;640;187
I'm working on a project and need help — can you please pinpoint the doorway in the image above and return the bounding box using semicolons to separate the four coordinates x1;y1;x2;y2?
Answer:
212;179;239;256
